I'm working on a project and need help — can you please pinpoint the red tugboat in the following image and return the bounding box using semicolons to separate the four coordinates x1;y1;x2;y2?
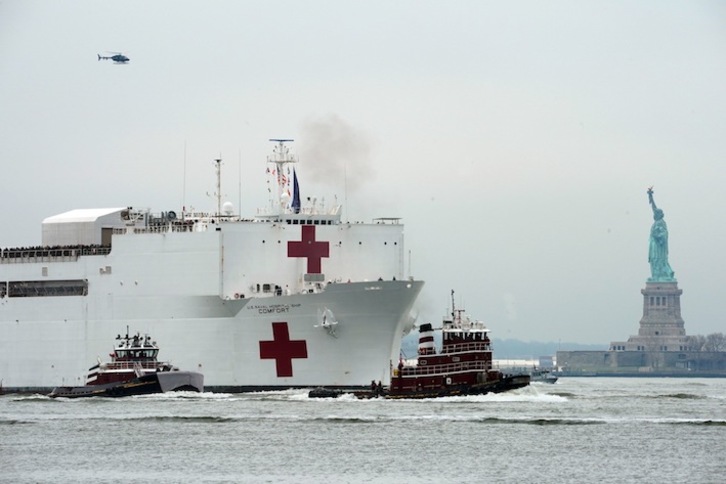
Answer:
49;331;204;398
309;291;530;399
383;291;530;399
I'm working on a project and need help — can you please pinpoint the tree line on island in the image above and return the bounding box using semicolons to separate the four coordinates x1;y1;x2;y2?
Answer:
686;333;726;353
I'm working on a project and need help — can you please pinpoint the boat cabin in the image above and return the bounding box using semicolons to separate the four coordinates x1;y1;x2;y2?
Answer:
441;309;492;353
111;333;159;362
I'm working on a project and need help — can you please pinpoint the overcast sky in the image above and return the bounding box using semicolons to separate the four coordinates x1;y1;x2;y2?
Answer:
1;1;724;345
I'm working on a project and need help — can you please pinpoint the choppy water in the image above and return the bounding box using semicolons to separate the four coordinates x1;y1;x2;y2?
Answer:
2;378;725;483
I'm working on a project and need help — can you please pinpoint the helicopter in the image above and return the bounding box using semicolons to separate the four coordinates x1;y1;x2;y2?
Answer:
97;52;130;64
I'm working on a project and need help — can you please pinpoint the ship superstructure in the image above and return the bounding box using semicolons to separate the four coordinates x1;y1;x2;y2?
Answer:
0;140;423;392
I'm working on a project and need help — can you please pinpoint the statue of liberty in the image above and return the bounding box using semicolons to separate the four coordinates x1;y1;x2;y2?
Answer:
647;187;675;282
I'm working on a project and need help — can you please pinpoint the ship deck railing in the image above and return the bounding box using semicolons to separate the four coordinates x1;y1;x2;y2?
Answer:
440;342;491;354
398;360;492;377
102;361;164;371
112;224;197;235
0;245;111;263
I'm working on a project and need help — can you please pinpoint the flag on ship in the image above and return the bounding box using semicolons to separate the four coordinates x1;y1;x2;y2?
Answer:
292;168;301;214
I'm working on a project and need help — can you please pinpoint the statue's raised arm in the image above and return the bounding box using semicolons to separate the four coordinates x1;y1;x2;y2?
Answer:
647;186;658;212
646;187;675;282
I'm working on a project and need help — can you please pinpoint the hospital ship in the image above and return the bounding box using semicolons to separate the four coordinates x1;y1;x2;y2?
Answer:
0;140;423;392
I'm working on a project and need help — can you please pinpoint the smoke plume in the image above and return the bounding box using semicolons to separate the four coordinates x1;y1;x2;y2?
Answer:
298;114;375;192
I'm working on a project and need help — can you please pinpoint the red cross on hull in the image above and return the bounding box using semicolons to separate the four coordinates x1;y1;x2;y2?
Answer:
259;322;308;378
288;225;329;274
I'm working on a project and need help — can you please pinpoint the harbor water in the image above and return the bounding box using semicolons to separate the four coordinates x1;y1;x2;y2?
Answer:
2;377;725;483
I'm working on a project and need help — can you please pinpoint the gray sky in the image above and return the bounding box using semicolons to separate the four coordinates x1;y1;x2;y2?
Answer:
2;1;724;344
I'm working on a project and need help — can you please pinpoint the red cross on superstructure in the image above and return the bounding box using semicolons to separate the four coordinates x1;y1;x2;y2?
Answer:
288;225;329;274
259;322;308;378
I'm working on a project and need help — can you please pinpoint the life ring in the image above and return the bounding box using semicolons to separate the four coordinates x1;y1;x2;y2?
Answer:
445;377;452;385
234;293;240;299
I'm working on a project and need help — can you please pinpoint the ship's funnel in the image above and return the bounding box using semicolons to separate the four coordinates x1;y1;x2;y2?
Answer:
418;323;435;355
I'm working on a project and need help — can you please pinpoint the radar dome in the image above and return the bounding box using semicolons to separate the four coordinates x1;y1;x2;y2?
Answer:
222;201;234;215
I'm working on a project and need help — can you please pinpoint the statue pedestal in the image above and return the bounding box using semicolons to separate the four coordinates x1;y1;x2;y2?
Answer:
638;281;685;338
611;281;687;352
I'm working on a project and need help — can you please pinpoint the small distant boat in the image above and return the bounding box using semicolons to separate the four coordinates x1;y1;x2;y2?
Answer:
530;368;558;384
48;331;203;398
310;290;530;399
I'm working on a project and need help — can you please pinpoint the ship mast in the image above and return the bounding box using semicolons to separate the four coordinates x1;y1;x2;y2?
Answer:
267;139;297;215
451;289;456;320
214;157;222;217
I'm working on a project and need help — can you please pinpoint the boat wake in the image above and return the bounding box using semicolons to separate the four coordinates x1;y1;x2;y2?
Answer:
131;391;233;401
645;392;707;400
7;394;55;402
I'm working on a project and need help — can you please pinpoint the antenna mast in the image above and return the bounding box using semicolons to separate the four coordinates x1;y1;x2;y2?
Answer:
238;148;242;217
267;139;296;215
451;289;456;319
182;141;187;220
214;157;222;217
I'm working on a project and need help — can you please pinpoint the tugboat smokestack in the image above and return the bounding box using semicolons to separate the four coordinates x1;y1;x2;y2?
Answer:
418;323;435;355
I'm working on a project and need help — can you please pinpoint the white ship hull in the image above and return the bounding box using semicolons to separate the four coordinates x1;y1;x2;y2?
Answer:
1;279;421;391
0;142;423;392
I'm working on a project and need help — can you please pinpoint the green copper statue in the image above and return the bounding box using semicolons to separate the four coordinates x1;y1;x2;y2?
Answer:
647;187;675;282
